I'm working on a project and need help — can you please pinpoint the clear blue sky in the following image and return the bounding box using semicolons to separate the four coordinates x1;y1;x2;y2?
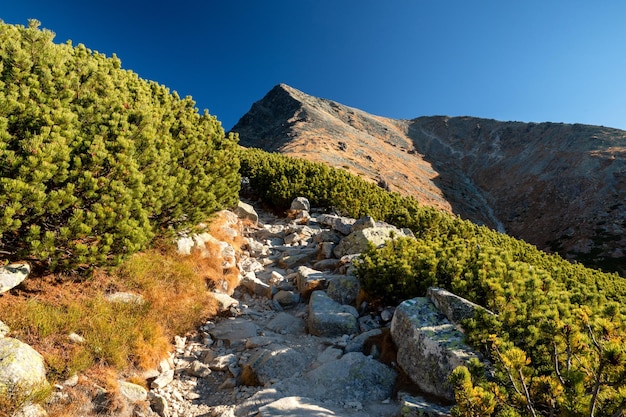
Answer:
3;1;626;131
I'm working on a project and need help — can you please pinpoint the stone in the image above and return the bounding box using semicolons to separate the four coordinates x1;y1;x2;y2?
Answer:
326;275;360;305
290;197;311;211
317;214;356;236
233;200;258;225
105;292;145;304
390;297;481;401
312;258;341;271
307;291;359;338
400;394;453;417
295;266;327;298
345;328;383;353
0;337;49;397
427;287;494;327
68;333;85;344
211;291;240;313
316;346;343;364
277;248;318;269
258;396;344;417
0;320;10;337
266;312;306;335
241;272;271;298
150;370;174;389
187;360;212;378
209;318;258;348
241;344;308;386
118;380;148;403
351;215;376;232
317;241;336;259
209;354;238;372
0;263;30;294
148;392;170;417
303;352;397;402
334;226;408;258
273;290;300;308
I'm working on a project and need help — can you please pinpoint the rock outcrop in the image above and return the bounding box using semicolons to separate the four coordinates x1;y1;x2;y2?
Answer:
391;297;481;402
233;83;626;275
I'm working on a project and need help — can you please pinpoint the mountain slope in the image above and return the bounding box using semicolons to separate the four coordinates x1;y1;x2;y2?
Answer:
232;84;626;274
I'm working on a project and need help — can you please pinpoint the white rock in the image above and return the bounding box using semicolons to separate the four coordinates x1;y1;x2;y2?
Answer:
0;263;30;294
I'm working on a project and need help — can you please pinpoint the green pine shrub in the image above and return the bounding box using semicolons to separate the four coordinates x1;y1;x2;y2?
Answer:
238;146;626;416
0;20;239;270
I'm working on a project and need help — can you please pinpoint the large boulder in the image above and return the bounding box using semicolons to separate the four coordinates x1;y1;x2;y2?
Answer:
316;214;355;236
333;226;408;258
295;266;327;298
0;263;30;294
290;197;311;212
427;287;494;327
326;275;360;306
0;338;49;397
307;291;359;338
241;344;309;386
303;352;397;402
233;200;258;225
390;297;480;402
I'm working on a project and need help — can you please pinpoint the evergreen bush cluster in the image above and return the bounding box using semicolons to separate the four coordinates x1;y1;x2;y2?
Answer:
238;147;626;416
0;20;239;270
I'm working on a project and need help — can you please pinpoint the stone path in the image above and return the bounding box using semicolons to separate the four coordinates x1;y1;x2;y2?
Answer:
147;202;417;417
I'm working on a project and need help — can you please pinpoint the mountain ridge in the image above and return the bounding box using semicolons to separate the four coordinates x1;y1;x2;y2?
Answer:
232;84;626;274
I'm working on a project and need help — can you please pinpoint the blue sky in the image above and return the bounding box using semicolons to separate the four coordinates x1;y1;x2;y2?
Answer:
3;1;626;131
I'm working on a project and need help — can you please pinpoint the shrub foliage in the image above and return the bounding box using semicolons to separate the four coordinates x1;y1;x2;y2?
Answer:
0;20;239;269
239;147;626;416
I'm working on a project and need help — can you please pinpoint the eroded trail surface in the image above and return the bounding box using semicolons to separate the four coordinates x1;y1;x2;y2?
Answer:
149;202;409;417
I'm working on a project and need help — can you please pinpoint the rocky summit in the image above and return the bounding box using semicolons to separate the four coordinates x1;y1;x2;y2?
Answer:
232;84;626;274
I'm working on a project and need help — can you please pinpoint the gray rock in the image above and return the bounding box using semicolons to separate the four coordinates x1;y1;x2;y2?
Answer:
290;197;311;212
273;290;301;308
233;200;258;225
303;352;397;402
326;275;360;305
400;394;453;416
345;328;383;353
209;353;239;372
307;291;359;338
317;214;355;236
241;344;308;386
210;318;258;348
105;291;145;304
295;266;327;297
334;226;407;258
277;248;318;269
118;380;148;403
258;396;344;417
241;272;271;298
266;312;306;335
148;392;170;417
211;291;240;313
390;297;480;401
312;258;341;271
313;230;342;244
427;287;494;328
150;370;174;389
0;320;10;337
0;337;48;396
0;263;30;294
317;241;336;259
187;360;212;378
351;216;376;233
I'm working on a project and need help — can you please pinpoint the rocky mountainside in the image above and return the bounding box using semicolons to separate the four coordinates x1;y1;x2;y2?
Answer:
232;84;626;274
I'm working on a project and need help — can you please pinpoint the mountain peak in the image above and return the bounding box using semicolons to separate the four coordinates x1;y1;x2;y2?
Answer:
232;85;626;274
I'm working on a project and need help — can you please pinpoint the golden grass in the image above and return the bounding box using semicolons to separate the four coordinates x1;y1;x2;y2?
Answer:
0;211;240;392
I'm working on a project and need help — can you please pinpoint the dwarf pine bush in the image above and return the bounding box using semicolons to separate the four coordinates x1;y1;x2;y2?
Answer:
0;20;239;270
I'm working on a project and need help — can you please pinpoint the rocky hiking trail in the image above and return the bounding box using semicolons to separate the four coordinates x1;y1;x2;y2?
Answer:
146;198;478;417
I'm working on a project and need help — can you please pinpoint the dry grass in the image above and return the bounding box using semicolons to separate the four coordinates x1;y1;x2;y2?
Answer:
0;211;243;415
